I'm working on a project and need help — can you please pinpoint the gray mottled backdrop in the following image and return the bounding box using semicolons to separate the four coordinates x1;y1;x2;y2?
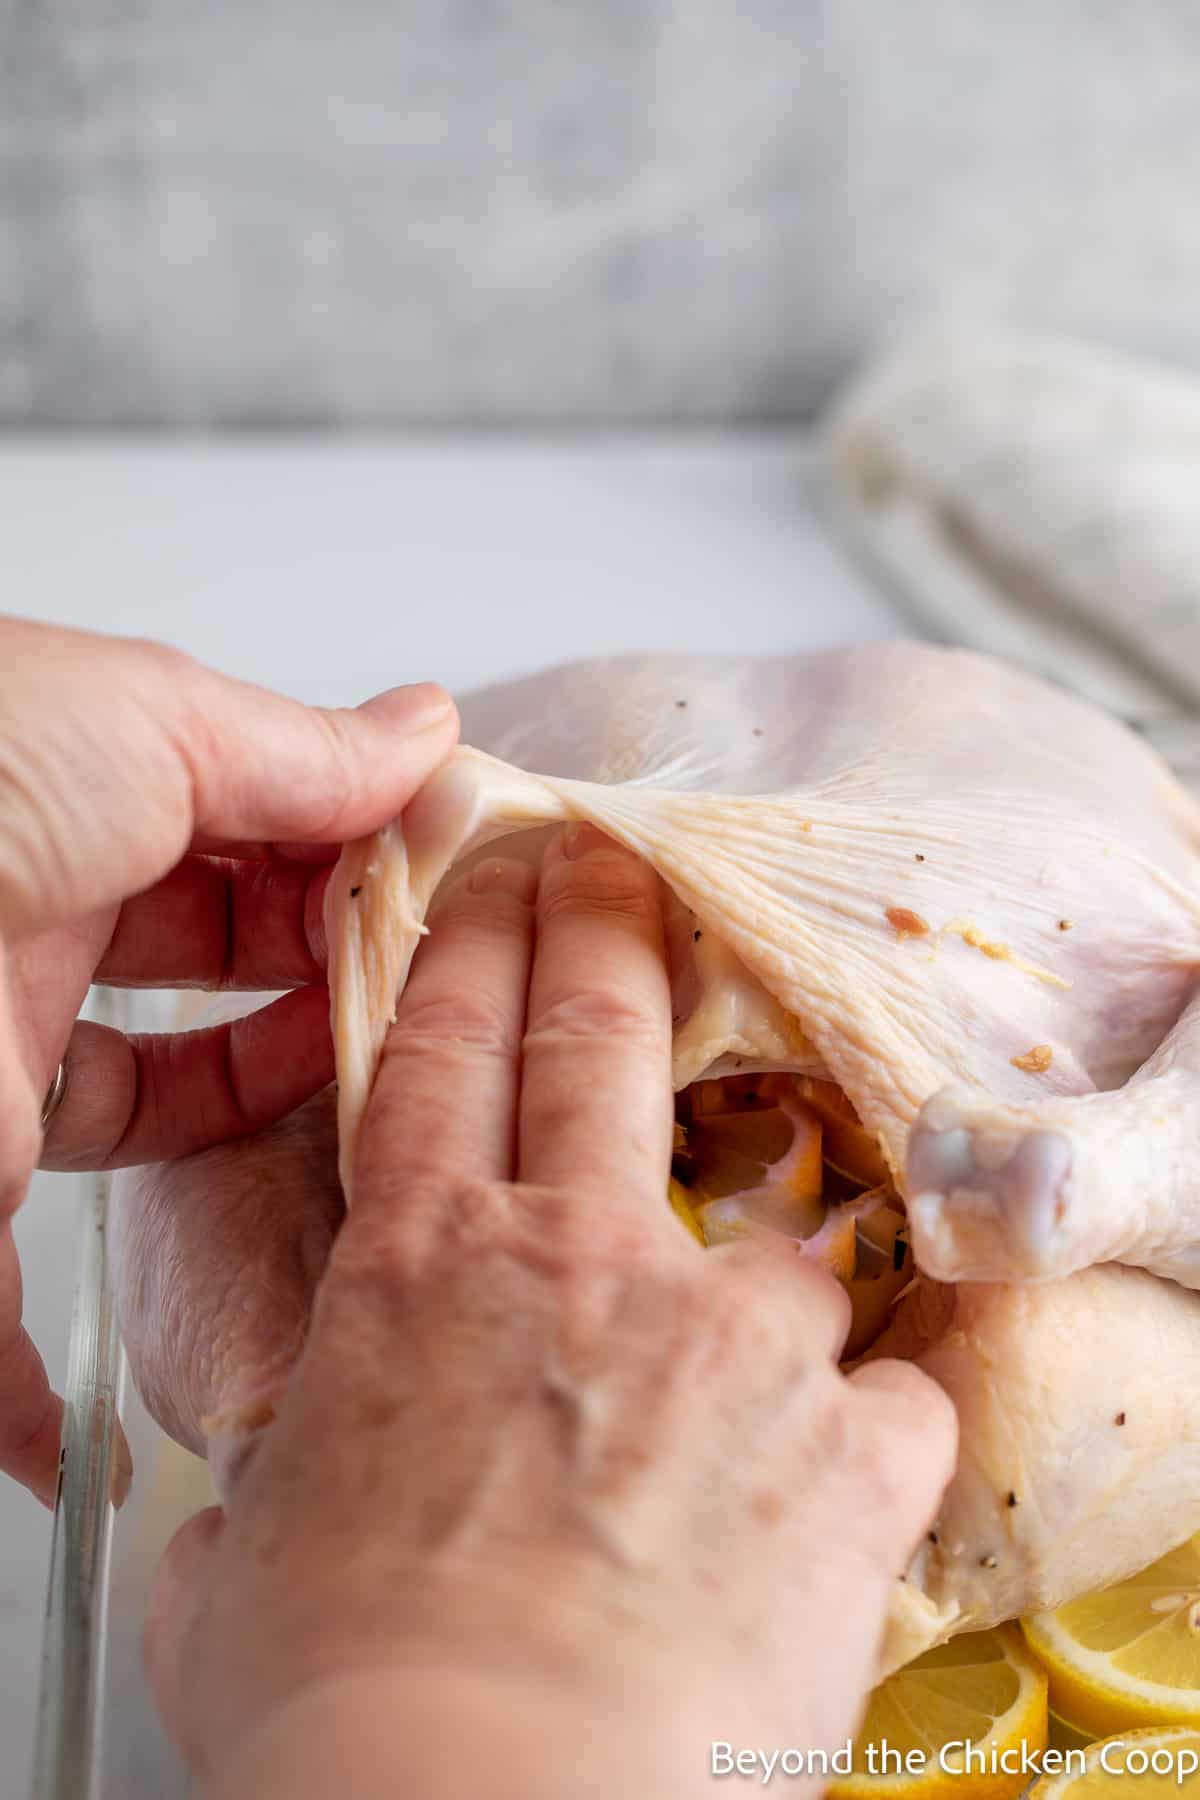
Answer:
4;0;1200;425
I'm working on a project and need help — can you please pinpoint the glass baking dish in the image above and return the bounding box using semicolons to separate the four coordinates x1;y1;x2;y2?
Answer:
34;986;206;1800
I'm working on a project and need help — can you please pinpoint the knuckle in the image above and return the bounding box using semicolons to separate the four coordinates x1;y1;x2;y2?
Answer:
445;1176;518;1248
507;1192;694;1359
123;1029;211;1158
539;857;657;924
431;888;526;933
845;1420;912;1517
505;1185;606;1284
393;987;522;1060
524;985;661;1049
502;1182;660;1287
544;1187;658;1268
296;708;360;837
686;1263;787;1368
648;1260;715;1337
725;1292;798;1370
327;1215;424;1310
327;1215;412;1294
127;636;197;682
715;1244;841;1346
832;1390;926;1516
334;1176;510;1295
875;1366;959;1475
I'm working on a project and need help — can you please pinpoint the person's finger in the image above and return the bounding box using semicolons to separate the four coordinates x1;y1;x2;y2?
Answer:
351;857;537;1217
0;617;459;938
713;1236;853;1362
845;1357;959;1560
145;1505;225;1750
39;985;335;1172
518;825;673;1204
177;839;338;864
0;942;45;1217
97;856;332;989
0;1223;64;1506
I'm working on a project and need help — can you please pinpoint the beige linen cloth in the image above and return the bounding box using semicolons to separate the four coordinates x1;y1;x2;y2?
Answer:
824;327;1200;795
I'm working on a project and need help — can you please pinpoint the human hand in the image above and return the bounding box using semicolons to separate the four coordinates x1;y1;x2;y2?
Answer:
144;828;956;1800
0;613;458;1500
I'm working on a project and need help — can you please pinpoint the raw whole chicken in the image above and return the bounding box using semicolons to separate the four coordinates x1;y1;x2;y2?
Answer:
113;642;1200;1676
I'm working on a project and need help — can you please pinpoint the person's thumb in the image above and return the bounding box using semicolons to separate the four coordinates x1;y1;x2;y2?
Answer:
0;617;459;937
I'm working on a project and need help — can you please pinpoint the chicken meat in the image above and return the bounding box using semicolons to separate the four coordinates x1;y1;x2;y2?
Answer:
114;642;1200;1675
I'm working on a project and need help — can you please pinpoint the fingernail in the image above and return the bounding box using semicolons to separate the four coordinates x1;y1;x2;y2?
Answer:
561;821;617;861
360;682;457;733
467;856;537;900
110;1421;133;1510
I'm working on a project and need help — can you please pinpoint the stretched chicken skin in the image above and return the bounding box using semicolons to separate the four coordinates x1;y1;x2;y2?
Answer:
114;643;1200;1672
330;644;1200;1286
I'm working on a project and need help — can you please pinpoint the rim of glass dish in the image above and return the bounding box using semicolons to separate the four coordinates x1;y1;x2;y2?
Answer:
33;987;126;1800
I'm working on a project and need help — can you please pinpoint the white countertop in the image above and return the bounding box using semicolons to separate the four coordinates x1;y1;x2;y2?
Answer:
0;434;900;1794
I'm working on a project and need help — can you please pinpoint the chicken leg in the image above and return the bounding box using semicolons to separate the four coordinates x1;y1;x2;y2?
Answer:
909;986;1200;1287
875;1266;1200;1672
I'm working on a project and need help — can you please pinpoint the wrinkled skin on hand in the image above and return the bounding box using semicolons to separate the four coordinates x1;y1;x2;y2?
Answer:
0;613;458;1504
131;833;953;1797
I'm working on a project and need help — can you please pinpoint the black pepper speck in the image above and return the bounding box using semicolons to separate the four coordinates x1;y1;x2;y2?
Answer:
349;886;362;898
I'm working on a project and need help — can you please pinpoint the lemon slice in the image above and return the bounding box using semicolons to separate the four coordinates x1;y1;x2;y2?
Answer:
667;1177;705;1245
797;1075;892;1188
1022;1533;1200;1737
689;1090;823;1204
1030;1728;1200;1797
829;1625;1048;1800
669;1074;901;1296
684;1087;843;1256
